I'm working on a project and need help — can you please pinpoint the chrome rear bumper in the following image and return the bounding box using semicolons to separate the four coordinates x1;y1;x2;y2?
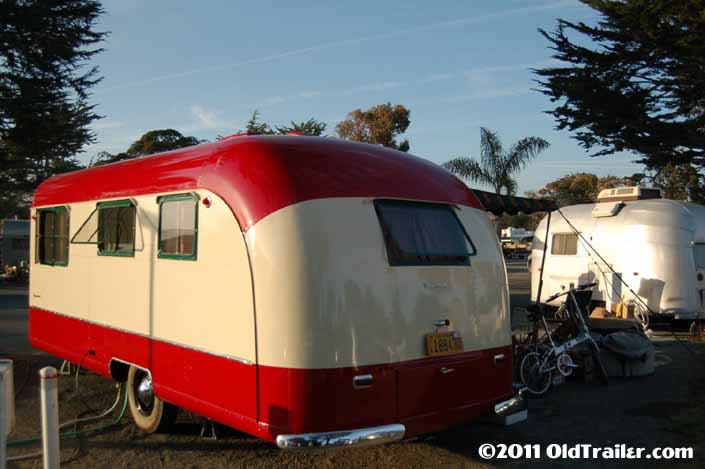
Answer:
276;423;405;450
493;388;528;424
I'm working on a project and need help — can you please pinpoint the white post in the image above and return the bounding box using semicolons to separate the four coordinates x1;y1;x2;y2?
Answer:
0;372;5;469
0;359;14;469
39;366;60;469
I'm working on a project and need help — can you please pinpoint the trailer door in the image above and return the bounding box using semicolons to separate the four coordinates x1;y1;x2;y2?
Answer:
151;193;258;425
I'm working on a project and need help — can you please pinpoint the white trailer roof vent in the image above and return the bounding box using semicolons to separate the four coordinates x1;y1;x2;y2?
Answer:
592;201;624;218
596;186;661;202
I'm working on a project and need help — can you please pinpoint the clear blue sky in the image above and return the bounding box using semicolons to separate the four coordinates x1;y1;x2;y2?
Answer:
86;0;643;194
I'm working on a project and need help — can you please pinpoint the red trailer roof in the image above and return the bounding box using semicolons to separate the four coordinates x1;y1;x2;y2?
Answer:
33;136;482;230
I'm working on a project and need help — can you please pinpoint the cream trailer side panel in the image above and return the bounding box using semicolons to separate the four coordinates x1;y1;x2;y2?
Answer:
30;189;256;374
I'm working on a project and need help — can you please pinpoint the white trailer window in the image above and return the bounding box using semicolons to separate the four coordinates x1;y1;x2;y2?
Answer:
694;243;705;269
158;194;198;261
551;233;578;255
36;206;69;266
374;199;476;266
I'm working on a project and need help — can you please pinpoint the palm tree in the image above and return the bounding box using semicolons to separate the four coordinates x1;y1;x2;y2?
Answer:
443;127;550;195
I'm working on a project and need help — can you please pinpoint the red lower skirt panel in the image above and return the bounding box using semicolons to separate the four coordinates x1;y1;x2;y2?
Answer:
29;307;266;439
29;307;514;442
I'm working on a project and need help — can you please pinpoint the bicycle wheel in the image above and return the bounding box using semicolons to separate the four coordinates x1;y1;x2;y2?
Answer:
520;351;552;395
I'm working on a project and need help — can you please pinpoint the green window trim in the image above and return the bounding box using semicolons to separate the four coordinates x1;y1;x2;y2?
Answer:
156;193;198;203
36;206;70;266
157;193;199;261
97;199;137;257
97;199;135;209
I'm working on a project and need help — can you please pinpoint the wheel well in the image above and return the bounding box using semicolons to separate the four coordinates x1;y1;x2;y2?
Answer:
109;359;130;383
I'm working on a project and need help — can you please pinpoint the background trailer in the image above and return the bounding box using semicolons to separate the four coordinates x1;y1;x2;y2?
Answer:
530;187;705;323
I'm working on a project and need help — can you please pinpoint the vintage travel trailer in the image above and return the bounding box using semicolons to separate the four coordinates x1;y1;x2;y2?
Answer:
530;187;705;323
29;135;523;449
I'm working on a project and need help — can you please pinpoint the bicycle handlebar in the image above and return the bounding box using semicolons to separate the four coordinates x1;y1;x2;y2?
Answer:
545;282;598;303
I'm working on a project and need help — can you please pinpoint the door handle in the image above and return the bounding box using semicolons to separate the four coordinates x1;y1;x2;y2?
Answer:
440;367;455;375
434;319;450;328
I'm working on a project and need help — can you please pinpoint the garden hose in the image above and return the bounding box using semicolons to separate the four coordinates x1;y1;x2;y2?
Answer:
7;383;128;449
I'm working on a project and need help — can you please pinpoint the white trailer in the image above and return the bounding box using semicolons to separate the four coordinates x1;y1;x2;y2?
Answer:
530;187;705;321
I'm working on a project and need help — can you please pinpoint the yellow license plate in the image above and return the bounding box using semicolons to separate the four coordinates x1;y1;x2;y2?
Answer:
425;332;464;357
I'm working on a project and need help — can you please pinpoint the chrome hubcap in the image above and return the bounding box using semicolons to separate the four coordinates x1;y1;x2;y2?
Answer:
134;371;154;415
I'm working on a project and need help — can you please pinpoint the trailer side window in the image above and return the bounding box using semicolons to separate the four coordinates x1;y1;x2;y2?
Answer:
36;206;69;266
551;233;578;255
97;200;136;257
158;194;198;261
374;200;476;266
693;243;705;269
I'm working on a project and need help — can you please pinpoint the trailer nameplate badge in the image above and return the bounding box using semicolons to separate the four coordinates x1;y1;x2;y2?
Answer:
425;332;463;357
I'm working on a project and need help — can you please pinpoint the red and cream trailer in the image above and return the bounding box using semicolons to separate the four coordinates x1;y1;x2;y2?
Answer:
29;135;522;448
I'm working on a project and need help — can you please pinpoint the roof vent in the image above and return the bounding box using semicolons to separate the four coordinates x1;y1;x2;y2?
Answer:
592;201;624;218
596;186;661;202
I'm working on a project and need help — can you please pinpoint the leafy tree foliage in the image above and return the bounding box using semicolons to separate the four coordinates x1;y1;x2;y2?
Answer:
535;0;705;169
91;129;202;166
651;163;705;202
240;110;327;136
500;212;544;232
276;118;327;136
527;172;635;206
444;128;550;195
336;103;410;151
244;110;275;135
0;0;106;218
630;163;705;202
125;129;201;157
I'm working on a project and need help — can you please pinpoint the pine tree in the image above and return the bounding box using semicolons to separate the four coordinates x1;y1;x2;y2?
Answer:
535;0;705;169
0;0;107;217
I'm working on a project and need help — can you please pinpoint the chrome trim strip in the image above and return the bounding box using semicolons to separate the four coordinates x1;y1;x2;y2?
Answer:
276;423;405;450
30;306;253;365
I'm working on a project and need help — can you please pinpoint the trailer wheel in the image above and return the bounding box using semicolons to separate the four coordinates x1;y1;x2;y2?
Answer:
127;366;177;433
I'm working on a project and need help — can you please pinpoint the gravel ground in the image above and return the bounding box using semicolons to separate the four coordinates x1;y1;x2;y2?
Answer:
2;261;704;468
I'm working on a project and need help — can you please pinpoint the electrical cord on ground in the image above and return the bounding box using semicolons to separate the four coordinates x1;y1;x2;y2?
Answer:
6;380;128;462
555;207;699;359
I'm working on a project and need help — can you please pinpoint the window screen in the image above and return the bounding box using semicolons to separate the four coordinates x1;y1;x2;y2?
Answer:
693;244;705;269
551;233;578;255
37;207;69;266
98;201;136;256
159;195;197;260
374;200;476;266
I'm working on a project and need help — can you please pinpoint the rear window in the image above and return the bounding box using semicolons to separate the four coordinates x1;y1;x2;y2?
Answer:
374;200;476;266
